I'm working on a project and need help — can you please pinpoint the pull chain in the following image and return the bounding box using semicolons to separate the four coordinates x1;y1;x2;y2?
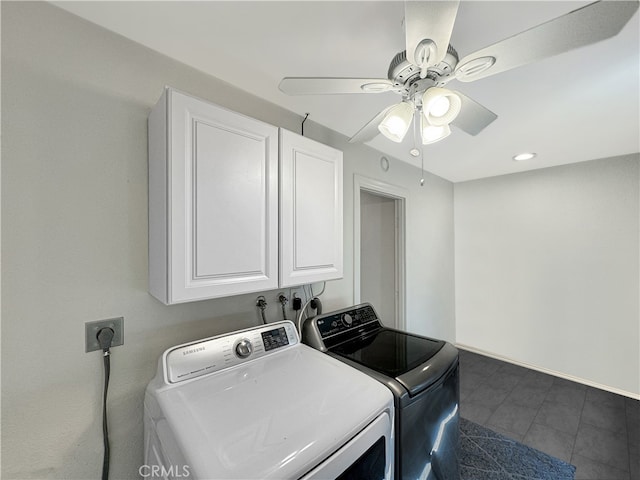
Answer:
410;109;425;187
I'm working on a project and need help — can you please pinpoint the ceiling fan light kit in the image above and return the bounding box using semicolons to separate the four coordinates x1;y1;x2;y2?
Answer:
422;87;462;126
378;101;415;143
421;119;451;145
279;0;638;154
378;86;460;145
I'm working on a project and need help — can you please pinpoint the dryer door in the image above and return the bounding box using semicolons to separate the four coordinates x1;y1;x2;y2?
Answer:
301;411;393;480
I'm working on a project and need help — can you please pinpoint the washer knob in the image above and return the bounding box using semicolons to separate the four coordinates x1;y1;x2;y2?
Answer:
342;313;353;327
235;338;253;358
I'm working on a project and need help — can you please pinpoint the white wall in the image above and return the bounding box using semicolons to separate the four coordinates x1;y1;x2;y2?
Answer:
1;3;455;478
455;155;640;396
302;128;455;344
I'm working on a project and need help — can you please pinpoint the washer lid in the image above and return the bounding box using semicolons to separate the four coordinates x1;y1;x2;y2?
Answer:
331;328;445;378
330;329;461;397
154;343;392;479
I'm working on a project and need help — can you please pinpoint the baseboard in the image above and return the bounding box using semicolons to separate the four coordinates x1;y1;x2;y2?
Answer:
455;343;640;401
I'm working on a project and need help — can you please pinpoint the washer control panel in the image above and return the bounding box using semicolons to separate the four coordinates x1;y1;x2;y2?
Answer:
164;321;298;384
315;304;380;339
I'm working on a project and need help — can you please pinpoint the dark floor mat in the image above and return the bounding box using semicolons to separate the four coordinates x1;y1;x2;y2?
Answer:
460;417;576;480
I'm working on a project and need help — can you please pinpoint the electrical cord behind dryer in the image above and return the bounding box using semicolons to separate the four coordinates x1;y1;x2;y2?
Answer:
296;297;322;339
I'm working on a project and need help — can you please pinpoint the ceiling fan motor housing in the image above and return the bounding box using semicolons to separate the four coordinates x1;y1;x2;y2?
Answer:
388;44;459;95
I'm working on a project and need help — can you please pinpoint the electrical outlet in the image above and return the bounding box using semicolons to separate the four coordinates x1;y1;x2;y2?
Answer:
85;317;124;353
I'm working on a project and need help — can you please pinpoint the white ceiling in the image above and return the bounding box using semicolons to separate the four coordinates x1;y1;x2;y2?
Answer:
53;1;639;182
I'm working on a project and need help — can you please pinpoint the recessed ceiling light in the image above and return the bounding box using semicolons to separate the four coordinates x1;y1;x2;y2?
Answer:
513;152;537;161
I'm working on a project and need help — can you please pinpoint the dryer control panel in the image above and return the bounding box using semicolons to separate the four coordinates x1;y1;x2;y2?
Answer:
163;321;298;384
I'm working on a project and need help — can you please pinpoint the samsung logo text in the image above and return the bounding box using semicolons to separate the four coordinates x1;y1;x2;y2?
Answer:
182;346;205;356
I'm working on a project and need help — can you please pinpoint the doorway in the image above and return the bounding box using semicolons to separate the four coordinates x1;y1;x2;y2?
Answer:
354;176;407;330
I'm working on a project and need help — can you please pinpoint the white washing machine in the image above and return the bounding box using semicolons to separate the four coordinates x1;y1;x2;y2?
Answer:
144;320;395;480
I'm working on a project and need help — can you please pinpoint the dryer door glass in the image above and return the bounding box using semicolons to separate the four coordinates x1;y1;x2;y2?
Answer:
337;436;385;480
300;411;393;480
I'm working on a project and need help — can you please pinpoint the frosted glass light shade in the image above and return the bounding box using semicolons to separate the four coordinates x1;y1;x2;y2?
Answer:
378;102;414;143
421;115;451;144
422;88;461;126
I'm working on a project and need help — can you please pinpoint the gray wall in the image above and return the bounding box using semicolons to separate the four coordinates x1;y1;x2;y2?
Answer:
1;2;455;478
455;155;640;396
360;191;397;327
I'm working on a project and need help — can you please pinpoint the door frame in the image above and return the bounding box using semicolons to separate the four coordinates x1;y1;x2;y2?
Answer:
353;175;408;330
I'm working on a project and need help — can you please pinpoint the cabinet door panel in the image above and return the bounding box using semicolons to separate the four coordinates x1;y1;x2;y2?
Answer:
280;129;343;287
149;88;278;304
173;93;278;302
193;120;266;278
293;151;337;268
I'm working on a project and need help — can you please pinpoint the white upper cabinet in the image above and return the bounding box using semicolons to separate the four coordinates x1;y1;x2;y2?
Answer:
148;87;279;304
279;129;343;287
148;88;343;304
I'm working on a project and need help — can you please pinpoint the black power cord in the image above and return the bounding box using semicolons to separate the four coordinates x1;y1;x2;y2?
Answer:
310;297;323;315
97;327;115;480
292;295;302;311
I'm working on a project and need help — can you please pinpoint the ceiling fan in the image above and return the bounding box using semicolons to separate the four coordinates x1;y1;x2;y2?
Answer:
279;1;638;149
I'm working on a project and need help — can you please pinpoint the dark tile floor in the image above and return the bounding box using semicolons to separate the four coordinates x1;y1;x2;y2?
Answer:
458;348;640;479
460;416;576;479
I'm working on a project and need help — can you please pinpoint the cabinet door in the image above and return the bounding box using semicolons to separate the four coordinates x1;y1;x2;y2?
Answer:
149;88;278;304
279;129;343;287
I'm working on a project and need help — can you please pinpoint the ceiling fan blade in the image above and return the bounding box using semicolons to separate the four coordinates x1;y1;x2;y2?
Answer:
279;78;395;95
450;91;497;136
405;1;460;69
455;0;639;83
348;105;395;143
